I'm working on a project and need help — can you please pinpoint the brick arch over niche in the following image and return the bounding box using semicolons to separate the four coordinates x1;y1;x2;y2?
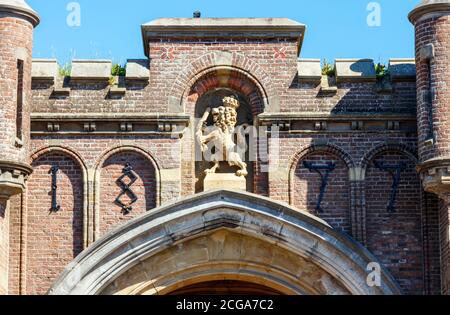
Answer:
96;149;158;237
26;150;84;295
184;66;267;116
168;51;275;113
289;145;354;235
364;147;423;295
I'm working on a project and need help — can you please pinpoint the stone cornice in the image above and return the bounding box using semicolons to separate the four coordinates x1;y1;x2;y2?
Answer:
408;1;450;24
0;160;33;175
30;113;190;122
257;112;417;121
30;113;191;136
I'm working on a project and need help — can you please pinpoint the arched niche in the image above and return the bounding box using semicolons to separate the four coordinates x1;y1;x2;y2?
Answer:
187;68;267;194
290;146;352;235
98;151;157;236
194;88;255;193
26;151;84;294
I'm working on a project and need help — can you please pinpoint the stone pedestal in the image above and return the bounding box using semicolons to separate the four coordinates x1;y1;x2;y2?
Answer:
203;173;246;191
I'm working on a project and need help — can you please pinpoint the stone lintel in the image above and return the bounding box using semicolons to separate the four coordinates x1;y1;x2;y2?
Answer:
335;59;376;83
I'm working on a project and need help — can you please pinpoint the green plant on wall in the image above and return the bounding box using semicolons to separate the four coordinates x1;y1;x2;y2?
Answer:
375;63;389;79
321;59;335;76
111;63;126;76
58;63;72;77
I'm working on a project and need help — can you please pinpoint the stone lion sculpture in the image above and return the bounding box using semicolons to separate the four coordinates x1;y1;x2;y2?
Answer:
196;96;248;177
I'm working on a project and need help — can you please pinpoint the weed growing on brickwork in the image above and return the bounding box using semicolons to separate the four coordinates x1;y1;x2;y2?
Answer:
375;62;389;79
58;63;72;77
111;64;126;76
321;59;335;76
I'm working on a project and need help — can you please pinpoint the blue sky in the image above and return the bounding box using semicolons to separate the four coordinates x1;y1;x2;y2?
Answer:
28;0;421;66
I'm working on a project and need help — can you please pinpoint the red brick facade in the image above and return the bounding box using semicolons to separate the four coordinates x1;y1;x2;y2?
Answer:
0;2;449;295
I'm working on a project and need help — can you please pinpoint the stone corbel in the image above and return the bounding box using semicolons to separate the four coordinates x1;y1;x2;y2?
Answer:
0;161;33;200
271;122;291;131
158;123;178;133
417;158;450;199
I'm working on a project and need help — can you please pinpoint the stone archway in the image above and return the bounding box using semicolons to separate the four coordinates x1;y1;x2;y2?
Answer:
48;190;402;295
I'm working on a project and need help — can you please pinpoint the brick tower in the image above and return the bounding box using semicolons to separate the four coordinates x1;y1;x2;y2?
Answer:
409;0;450;294
0;0;39;200
0;0;38;294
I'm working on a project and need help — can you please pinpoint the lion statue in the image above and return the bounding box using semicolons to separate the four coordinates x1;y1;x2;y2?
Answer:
196;96;248;177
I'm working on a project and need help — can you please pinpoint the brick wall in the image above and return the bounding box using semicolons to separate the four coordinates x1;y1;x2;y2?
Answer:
292;151;350;234
439;198;450;294
0;20;442;295
8;194;23;295
365;151;423;294
25;153;83;295
0;200;8;295
422;192;443;295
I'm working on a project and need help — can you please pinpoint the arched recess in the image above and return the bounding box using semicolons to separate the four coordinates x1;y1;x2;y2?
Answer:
27;146;86;295
289;144;354;235
182;65;270;195
168;51;277;113
93;146;161;239
362;144;423;294
49;190;401;295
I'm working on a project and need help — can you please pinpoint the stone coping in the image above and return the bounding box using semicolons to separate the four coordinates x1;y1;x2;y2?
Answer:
0;0;40;26
409;0;450;23
141;18;306;57
335;59;376;83
125;59;149;80
297;59;322;82
31;59;149;81
31;59;58;81
71;60;112;80
389;58;416;81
